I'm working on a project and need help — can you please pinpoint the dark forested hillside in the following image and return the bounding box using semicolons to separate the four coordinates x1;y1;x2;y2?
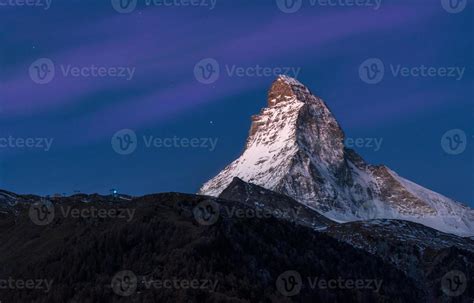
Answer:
0;193;433;303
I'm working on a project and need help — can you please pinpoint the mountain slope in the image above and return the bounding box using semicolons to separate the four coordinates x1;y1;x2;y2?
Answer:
199;75;473;237
218;177;334;229
216;178;474;294
0;192;426;302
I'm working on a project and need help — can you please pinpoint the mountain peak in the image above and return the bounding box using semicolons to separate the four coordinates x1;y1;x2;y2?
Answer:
199;78;473;237
201;76;346;196
268;75;311;107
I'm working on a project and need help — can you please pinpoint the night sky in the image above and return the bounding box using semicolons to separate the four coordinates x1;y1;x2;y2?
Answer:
0;0;472;206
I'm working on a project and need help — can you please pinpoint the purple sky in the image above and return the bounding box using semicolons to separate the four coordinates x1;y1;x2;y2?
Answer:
0;0;472;205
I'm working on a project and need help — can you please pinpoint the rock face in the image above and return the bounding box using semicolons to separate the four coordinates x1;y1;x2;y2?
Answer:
217;178;474;289
199;75;473;237
218;177;334;229
325;219;474;285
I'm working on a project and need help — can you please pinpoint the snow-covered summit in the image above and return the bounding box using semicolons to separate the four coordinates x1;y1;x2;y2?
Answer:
199;76;473;237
